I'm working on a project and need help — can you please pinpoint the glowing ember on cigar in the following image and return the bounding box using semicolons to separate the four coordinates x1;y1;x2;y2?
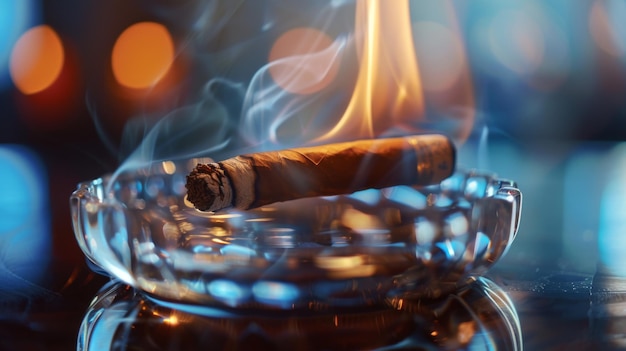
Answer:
186;134;455;212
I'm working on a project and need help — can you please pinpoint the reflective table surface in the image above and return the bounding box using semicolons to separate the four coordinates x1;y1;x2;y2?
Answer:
1;260;616;351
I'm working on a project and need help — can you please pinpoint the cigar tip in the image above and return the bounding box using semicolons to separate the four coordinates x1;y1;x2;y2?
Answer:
186;163;227;211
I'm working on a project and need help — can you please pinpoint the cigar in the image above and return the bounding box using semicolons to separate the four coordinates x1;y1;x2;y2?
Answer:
185;134;455;212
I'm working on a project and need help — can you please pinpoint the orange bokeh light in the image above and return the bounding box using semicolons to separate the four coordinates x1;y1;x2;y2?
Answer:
111;22;174;89
10;25;65;95
268;27;339;95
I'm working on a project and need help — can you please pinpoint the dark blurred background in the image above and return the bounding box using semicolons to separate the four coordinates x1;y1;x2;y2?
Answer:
2;0;626;349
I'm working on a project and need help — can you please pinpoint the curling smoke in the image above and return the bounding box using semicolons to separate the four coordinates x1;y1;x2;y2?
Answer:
93;0;476;182
107;79;243;186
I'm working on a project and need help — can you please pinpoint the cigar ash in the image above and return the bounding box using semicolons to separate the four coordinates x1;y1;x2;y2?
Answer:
185;163;232;211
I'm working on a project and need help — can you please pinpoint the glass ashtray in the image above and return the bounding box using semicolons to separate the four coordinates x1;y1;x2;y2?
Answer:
71;159;521;310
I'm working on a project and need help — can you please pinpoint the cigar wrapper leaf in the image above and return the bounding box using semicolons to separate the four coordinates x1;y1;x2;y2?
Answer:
185;134;456;212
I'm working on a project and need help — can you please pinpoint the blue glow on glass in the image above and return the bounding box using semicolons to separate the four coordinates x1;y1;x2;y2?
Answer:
473;232;491;259
435;239;465;260
385;185;426;209
347;188;381;205
0;0;40;89
208;279;250;303
252;281;299;306
220;244;256;257
0;144;50;286
464;176;488;199
145;176;164;198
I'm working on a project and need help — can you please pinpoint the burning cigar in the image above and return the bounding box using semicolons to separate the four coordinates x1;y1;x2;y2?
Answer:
186;134;455;212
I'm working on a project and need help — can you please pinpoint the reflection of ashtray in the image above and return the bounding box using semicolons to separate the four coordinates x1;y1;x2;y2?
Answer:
78;276;522;350
71;160;521;309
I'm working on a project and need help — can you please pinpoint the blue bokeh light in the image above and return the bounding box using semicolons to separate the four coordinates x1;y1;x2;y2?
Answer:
0;144;50;288
598;143;626;277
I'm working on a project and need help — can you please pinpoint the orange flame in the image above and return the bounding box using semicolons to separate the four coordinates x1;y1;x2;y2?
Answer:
318;0;474;143
319;0;424;140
